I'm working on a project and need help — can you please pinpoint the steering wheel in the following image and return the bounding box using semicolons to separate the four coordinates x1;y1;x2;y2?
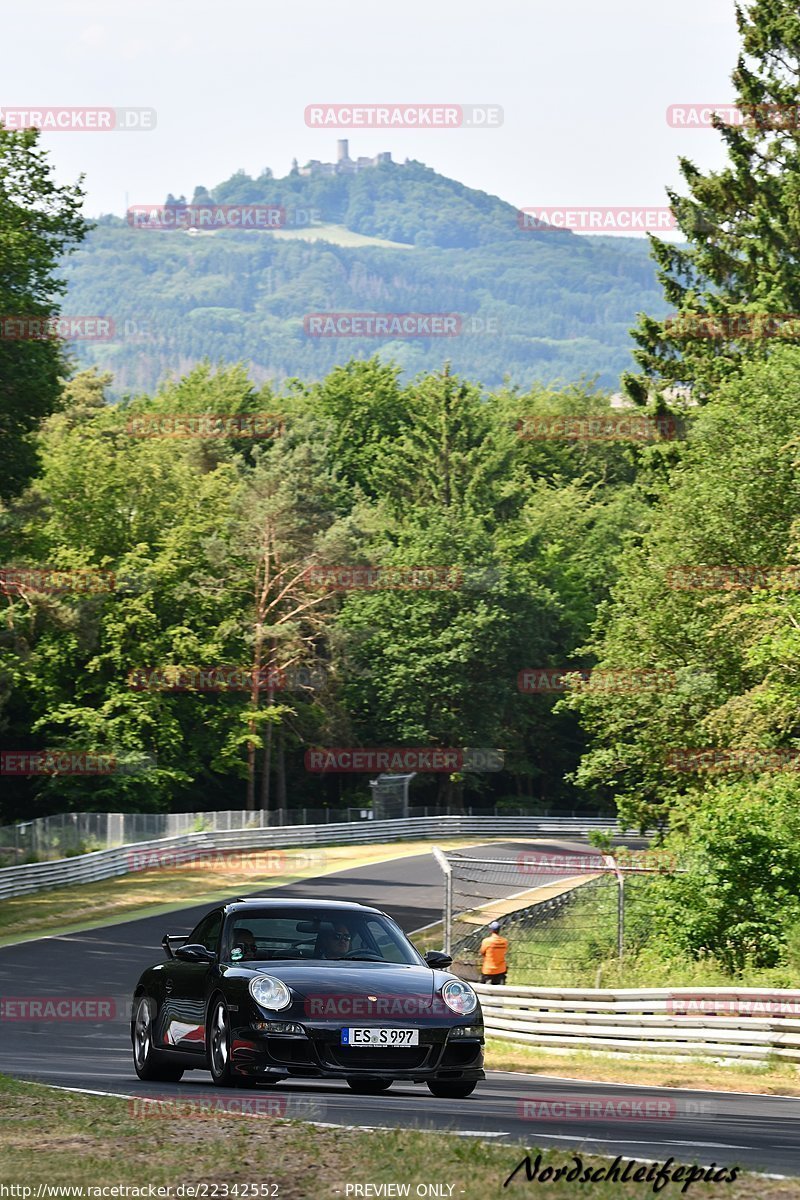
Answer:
340;950;385;961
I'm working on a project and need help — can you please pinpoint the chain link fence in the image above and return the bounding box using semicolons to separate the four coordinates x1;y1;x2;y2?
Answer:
440;850;660;985
0;808;371;864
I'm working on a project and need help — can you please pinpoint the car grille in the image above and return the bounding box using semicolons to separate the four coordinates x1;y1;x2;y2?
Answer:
323;1045;432;1071
266;1038;314;1065
441;1042;482;1067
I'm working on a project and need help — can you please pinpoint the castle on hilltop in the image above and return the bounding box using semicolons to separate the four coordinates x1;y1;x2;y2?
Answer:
299;140;393;177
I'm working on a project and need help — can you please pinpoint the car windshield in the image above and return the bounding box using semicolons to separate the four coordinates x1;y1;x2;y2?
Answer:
223;908;421;966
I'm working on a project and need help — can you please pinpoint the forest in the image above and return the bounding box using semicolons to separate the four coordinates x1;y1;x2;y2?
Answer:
3;0;800;975
63;157;665;394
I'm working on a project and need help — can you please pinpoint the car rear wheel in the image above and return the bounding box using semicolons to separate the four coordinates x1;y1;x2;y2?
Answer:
427;1080;477;1098
133;996;184;1082
208;998;256;1088
346;1077;393;1094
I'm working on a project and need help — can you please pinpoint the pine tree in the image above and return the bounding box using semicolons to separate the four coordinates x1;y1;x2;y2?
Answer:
624;0;800;406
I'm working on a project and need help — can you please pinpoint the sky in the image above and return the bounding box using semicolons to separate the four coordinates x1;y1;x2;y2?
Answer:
0;0;742;231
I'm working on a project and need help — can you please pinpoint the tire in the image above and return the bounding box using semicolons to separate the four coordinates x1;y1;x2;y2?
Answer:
132;996;184;1082
207;997;256;1088
346;1077;393;1094
427;1080;477;1099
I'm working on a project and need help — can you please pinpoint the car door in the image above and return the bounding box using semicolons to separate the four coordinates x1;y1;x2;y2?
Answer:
159;909;222;1055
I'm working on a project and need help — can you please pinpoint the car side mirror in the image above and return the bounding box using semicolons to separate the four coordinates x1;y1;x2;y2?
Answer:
424;950;453;969
174;943;216;963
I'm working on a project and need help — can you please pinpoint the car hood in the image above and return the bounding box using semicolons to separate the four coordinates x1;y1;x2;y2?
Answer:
241;962;457;1018
253;962;436;998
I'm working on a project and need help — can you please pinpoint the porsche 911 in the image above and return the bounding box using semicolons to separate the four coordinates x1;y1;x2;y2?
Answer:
131;897;484;1098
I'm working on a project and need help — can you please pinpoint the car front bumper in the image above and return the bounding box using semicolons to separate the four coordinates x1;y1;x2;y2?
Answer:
230;1022;485;1081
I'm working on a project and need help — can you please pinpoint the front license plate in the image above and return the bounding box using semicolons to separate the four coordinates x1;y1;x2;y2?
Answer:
341;1027;419;1046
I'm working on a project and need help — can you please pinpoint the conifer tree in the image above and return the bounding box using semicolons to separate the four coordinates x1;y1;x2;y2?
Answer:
624;1;800;405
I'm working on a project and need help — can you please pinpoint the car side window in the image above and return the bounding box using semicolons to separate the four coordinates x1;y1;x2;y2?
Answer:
189;911;222;953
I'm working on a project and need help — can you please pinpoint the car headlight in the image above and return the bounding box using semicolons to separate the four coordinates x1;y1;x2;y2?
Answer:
441;979;478;1015
249;975;291;1011
448;1024;483;1038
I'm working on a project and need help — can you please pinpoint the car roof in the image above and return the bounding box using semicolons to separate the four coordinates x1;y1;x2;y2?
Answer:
225;897;383;915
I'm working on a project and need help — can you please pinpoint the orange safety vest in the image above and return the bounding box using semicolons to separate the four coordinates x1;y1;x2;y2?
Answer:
479;932;508;975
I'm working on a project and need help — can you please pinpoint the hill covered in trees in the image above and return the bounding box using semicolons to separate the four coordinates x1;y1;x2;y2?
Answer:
62;158;666;394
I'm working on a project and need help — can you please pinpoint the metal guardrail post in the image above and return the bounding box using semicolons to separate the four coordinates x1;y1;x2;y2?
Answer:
603;854;625;961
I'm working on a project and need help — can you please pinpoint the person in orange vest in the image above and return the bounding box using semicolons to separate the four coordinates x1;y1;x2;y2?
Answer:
479;920;508;984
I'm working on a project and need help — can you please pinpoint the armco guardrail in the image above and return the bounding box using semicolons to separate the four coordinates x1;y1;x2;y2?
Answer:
0;807;617;861
0;816;621;900
476;984;800;1061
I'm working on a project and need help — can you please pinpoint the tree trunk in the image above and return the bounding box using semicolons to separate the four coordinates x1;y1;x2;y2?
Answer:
276;725;287;811
260;722;273;812
246;600;263;812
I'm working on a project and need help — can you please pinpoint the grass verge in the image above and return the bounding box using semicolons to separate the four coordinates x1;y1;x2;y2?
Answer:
0;1074;795;1198
484;1039;800;1096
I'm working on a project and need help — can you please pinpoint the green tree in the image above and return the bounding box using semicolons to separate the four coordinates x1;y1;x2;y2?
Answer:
224;425;353;810
639;776;800;972
0;124;87;497
566;348;800;829
300;357;406;496
624;0;800;405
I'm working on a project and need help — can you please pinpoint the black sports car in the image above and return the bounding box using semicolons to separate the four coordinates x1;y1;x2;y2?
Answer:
131;897;484;1097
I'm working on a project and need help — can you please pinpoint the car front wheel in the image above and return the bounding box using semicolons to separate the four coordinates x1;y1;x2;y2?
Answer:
208;997;256;1088
346;1077;393;1094
133;996;184;1082
427;1080;476;1098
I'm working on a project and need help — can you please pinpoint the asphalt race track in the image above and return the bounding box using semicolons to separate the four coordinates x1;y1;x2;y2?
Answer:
2;839;800;1177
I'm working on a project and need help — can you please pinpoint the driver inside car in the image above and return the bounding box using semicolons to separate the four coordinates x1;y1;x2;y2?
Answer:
316;923;352;959
232;927;259;960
